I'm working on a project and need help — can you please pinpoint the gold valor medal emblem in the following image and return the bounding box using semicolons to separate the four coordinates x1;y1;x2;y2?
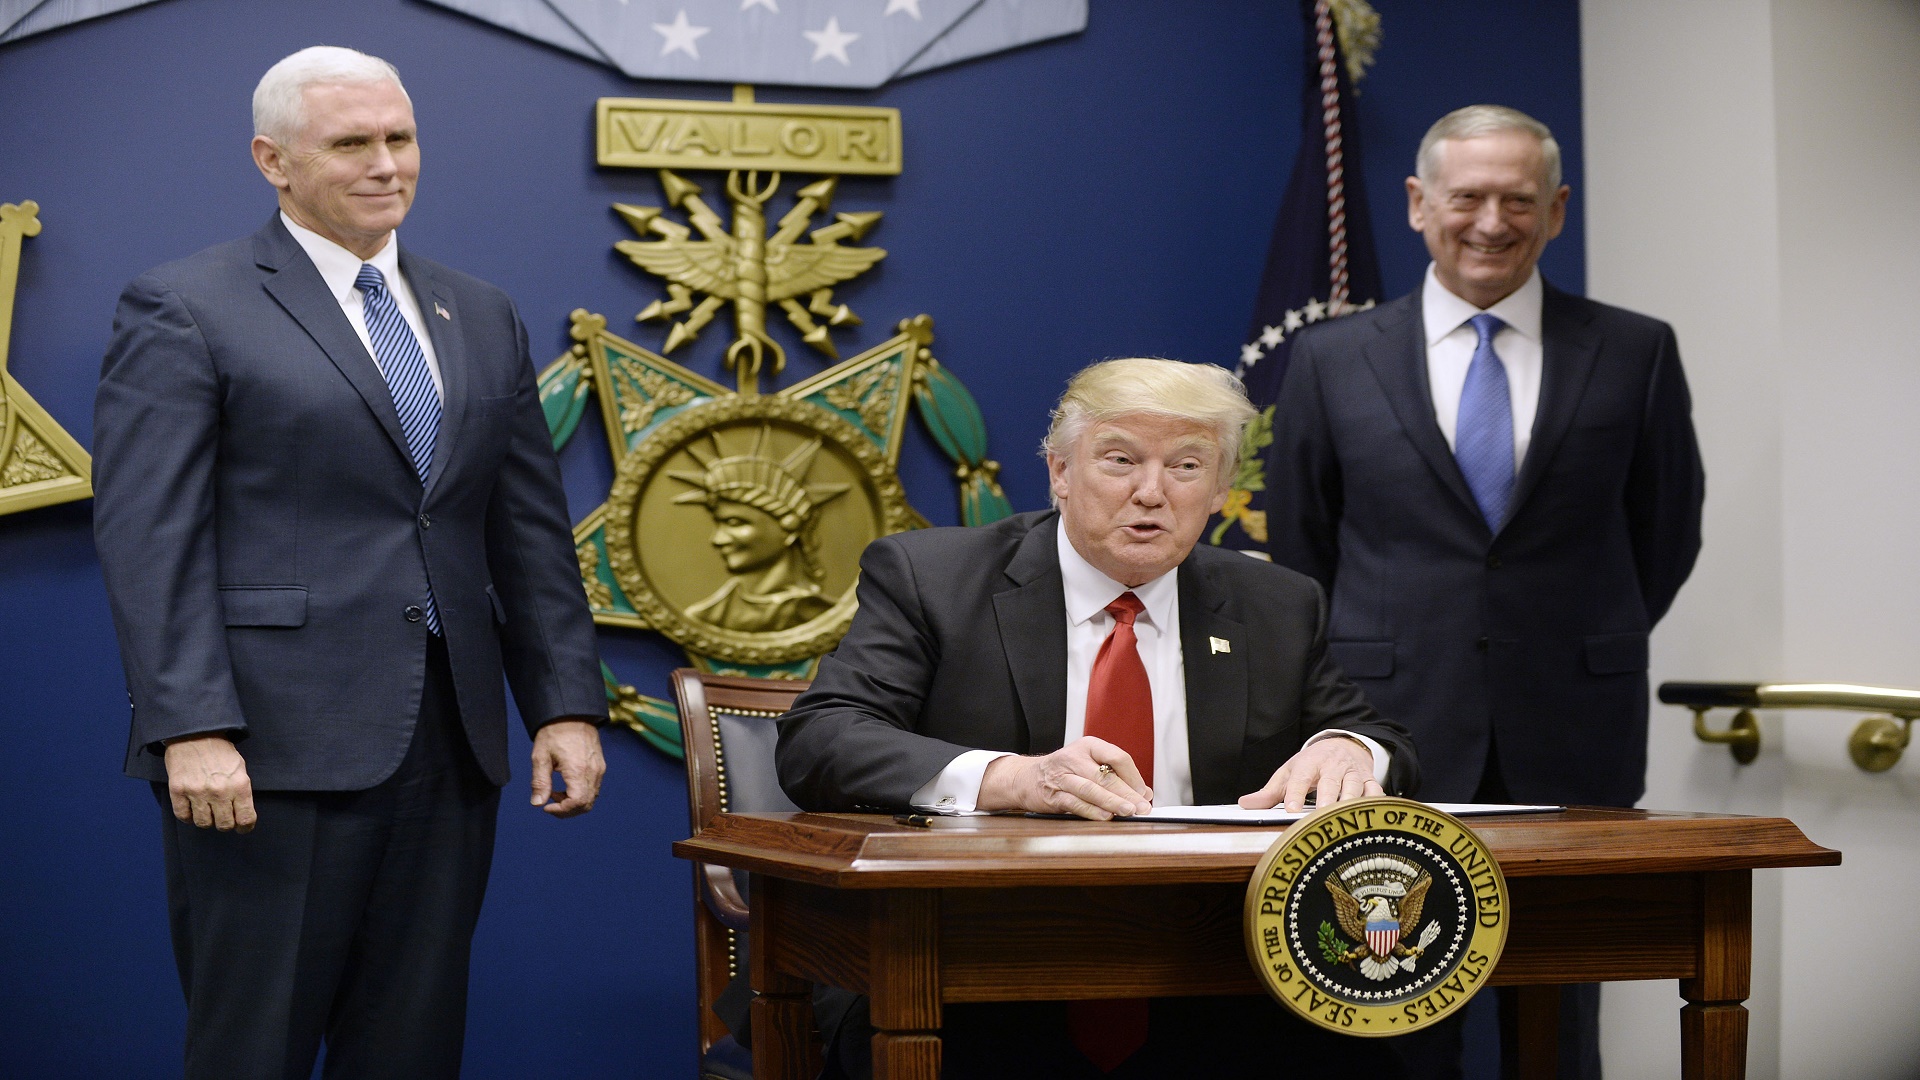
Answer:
601;393;914;666
1244;796;1508;1037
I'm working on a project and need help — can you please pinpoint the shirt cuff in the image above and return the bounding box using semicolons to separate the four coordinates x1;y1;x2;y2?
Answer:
910;748;1017;813
1302;729;1391;785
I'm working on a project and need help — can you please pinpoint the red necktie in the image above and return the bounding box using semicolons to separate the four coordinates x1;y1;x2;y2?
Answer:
1082;592;1154;786
1069;591;1152;1072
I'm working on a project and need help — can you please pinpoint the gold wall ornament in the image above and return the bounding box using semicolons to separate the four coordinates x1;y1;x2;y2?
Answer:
596;88;902;177
0;201;93;517
614;168;884;394
545;90;1011;752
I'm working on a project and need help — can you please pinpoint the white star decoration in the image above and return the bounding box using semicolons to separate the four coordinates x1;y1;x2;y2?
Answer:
804;17;860;64
653;10;711;58
885;0;924;17
1236;297;1377;375
741;0;779;10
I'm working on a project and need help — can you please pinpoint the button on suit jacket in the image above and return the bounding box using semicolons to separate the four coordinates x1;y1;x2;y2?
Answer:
775;509;1419;810
95;216;606;790
1266;283;1704;806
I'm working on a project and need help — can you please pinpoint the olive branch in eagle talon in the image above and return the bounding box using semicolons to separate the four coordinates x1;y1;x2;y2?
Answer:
613;169;885;393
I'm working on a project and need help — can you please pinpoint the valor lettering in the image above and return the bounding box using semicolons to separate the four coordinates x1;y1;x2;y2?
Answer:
613;114;669;153
780;121;825;157
729;119;773;156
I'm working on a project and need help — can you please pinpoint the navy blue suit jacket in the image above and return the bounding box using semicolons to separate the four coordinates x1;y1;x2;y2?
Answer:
1266;283;1704;806
776;509;1419;810
95;216;606;790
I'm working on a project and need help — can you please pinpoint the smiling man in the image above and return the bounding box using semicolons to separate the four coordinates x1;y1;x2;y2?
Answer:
775;357;1417;1079
1265;105;1705;1080
93;47;606;1079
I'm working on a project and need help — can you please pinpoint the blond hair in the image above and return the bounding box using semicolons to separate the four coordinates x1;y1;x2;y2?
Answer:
1416;104;1561;191
1042;358;1256;495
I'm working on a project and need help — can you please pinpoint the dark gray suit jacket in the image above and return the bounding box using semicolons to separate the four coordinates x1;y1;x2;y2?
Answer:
1266;282;1704;806
95;216;606;790
776;509;1418;810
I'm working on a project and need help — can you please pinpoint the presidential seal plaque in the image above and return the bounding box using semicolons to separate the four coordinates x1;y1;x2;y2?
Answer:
1244;796;1508;1037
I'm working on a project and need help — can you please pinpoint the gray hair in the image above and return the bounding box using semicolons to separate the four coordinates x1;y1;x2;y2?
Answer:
1415;104;1562;192
253;46;409;144
1042;357;1257;502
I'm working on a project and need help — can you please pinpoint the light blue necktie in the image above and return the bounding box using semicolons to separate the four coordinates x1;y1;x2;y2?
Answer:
355;263;442;633
1454;312;1514;530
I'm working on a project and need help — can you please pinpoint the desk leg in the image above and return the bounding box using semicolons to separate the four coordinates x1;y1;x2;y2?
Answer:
750;877;816;1080
1680;871;1752;1080
869;890;941;1080
1501;985;1561;1080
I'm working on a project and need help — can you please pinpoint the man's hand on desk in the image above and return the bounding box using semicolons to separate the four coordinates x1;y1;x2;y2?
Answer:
1238;735;1381;813
977;737;1153;820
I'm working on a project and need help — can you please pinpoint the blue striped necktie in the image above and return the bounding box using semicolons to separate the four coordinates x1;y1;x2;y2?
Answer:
355;263;442;633
1454;312;1515;530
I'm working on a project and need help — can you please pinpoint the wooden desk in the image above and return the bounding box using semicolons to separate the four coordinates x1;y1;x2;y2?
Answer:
673;808;1838;1080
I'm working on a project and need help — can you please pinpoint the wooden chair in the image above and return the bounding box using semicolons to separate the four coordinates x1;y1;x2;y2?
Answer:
671;668;814;1076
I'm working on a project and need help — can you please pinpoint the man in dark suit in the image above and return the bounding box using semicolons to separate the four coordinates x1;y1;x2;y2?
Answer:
92;47;607;1080
776;357;1419;1078
1266;105;1706;1080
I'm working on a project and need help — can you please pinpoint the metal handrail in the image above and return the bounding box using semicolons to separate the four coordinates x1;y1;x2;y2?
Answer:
1658;681;1918;772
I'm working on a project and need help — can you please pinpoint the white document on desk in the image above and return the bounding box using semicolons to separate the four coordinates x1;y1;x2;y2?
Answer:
1129;802;1563;826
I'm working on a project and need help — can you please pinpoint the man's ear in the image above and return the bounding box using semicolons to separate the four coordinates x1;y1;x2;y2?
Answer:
1405;176;1427;233
1046;452;1071;504
251;136;292;192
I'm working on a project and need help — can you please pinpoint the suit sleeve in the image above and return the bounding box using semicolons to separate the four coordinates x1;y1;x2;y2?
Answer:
1625;324;1705;625
1264;335;1343;590
1297;578;1422;796
93;274;249;751
481;306;608;731
776;536;985;811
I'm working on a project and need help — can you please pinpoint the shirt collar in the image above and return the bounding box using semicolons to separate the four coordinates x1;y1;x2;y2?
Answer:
1055;517;1179;632
280;212;402;307
1421;263;1543;346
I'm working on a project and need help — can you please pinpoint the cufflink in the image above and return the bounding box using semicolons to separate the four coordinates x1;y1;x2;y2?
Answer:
1210;636;1231;655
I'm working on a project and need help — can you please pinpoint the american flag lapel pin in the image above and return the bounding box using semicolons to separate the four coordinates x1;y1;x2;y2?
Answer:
434;302;450;321
1210;636;1231;655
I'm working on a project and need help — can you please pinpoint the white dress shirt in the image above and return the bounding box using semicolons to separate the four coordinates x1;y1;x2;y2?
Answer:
281;213;444;398
1422;264;1543;467
910;519;1389;812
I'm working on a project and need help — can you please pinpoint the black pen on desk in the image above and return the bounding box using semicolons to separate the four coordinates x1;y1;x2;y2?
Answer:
894;813;934;828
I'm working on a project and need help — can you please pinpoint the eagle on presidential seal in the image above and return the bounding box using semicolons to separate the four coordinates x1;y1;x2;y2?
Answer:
1321;854;1446;981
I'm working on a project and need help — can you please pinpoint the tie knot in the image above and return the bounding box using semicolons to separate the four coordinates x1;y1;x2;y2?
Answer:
354;263;387;297
1468;312;1505;344
1105;592;1144;626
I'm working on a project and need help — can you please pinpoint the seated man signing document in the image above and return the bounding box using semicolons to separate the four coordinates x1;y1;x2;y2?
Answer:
775;358;1420;1079
778;356;1418;820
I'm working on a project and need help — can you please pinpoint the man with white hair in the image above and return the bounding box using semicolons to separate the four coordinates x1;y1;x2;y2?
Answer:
93;47;606;1078
1267;105;1706;1079
775;356;1419;1078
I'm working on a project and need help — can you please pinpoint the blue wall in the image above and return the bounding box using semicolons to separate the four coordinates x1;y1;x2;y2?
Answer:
0;0;1582;1073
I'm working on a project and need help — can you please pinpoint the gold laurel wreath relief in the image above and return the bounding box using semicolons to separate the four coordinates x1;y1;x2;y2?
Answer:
0;201;93;517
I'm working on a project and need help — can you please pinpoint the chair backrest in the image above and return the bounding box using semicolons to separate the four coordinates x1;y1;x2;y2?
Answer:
674;668;809;829
670;668;812;1055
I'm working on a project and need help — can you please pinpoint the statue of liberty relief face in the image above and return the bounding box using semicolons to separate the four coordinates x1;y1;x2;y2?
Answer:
708;498;794;573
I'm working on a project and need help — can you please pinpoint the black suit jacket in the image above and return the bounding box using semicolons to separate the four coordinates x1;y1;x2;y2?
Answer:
776;510;1418;810
1266;282;1704;806
94;216;606;790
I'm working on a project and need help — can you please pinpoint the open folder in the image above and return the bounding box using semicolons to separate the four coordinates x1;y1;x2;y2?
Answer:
1122;802;1562;825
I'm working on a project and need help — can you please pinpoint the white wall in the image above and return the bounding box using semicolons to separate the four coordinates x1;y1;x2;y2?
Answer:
1582;1;1920;1077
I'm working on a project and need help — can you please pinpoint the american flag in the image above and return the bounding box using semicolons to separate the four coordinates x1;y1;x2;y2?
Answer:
1209;0;1384;553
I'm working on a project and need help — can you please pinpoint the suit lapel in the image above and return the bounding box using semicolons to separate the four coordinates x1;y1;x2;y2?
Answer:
1359;294;1484;525
992;516;1068;754
254;219;412;471
1509;283;1602;521
400;250;467;502
1177;557;1248;804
